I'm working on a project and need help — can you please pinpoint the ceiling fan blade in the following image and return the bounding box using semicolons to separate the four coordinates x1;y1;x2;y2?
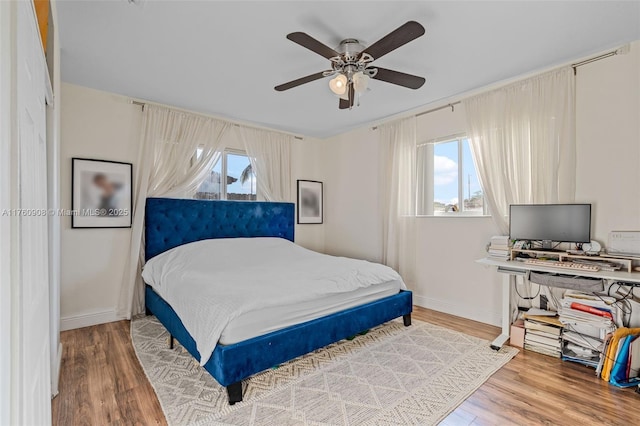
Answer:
287;32;340;59
275;71;327;91
371;67;425;89
361;21;425;61
338;83;355;109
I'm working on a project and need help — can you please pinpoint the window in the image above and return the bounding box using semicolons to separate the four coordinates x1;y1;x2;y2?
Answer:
194;149;257;201
416;136;485;215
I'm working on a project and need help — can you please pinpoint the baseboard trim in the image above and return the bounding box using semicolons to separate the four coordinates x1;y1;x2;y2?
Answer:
413;294;501;327
60;309;122;331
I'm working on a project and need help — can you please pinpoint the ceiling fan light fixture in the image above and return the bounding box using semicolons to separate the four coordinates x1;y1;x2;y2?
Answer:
276;21;426;110
353;72;370;93
329;74;348;95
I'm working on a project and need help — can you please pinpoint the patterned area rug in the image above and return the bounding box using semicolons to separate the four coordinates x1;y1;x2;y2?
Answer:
131;316;517;425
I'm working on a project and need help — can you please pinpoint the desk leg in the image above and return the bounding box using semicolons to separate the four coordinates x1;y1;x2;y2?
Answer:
490;273;512;350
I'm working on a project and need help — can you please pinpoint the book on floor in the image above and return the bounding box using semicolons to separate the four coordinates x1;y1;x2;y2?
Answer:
523;314;563;328
524;342;561;358
524;320;563;336
525;332;561;349
526;328;562;341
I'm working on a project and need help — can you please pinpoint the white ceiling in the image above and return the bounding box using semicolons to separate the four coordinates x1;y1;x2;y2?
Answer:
57;1;640;138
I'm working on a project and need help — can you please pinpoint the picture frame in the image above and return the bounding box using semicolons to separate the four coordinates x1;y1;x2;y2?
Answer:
71;158;133;228
297;180;323;224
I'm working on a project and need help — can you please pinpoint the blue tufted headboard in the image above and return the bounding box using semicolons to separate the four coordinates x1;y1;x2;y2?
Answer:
145;198;295;261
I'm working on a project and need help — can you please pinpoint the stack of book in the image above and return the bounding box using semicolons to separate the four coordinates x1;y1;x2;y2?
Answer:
558;290;618;369
523;313;563;358
488;235;511;259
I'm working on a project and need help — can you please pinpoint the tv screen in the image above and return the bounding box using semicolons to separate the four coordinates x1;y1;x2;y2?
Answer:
509;204;591;243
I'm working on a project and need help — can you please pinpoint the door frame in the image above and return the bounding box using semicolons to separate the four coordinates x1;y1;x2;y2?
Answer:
0;1;16;424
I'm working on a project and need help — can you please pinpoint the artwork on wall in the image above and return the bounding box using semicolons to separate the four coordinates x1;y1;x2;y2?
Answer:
297;180;323;224
71;158;132;228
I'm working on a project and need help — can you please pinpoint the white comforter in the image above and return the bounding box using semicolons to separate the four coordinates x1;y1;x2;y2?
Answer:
142;237;405;366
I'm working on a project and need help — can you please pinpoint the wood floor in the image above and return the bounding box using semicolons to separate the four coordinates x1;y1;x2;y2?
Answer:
52;306;640;426
52;320;165;426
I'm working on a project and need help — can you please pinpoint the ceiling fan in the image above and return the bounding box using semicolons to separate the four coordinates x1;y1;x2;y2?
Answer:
275;21;426;110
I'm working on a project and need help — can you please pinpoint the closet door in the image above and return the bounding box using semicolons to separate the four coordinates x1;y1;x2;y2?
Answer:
15;1;51;423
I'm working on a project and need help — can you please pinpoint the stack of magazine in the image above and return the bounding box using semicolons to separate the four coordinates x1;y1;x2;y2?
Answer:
523;312;563;358
487;235;511;260
558;290;618;369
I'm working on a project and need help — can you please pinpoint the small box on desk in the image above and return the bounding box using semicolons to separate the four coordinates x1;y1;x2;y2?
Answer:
510;319;525;348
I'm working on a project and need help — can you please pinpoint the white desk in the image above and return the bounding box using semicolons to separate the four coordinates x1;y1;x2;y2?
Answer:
476;257;640;350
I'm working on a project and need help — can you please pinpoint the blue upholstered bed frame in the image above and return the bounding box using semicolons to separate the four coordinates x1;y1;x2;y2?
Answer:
144;197;413;404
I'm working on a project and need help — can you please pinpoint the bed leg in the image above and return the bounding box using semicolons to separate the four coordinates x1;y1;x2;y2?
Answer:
145;307;152;316
168;335;174;349
227;382;243;405
403;314;412;327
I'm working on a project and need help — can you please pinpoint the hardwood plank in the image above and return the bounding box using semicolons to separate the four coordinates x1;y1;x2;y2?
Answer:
439;406;476;425
412;306;640;426
52;307;640;425
52;322;166;426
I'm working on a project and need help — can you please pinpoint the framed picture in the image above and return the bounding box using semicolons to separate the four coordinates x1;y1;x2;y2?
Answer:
71;158;132;228
297;180;323;224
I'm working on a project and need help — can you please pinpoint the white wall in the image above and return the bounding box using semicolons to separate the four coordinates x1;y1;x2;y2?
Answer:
322;41;640;327
59;83;324;328
323;127;384;262
414;105;501;325
60;83;142;329
576;41;640;326
60;40;639;330
292;137;325;252
322;106;502;326
575;41;640;245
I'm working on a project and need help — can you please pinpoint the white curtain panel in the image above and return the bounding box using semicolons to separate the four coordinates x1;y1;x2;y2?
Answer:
380;117;417;288
117;105;230;318
238;127;293;202
464;67;576;234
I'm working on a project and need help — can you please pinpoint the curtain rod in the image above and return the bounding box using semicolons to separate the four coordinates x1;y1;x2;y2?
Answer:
371;101;461;130
229;123;304;140
571;45;629;74
134;45;625;136
129;100;304;140
416;101;461;118
371;44;629;131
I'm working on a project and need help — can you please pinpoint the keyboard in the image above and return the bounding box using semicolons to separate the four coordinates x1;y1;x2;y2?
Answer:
524;259;600;271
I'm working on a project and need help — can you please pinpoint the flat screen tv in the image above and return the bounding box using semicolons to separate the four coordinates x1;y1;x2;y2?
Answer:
509;204;591;246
